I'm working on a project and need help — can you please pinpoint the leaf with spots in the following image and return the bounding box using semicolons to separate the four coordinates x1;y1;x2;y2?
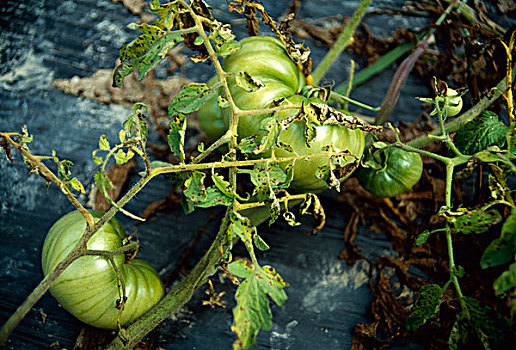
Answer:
453;208;502;235
227;259;287;350
454;111;509;155
238;117;280;155
113;24;184;87
182;171;233;213
168;83;213;116
449;297;510;350
405;284;443;331
168;113;187;163
209;20;241;57
315;145;359;191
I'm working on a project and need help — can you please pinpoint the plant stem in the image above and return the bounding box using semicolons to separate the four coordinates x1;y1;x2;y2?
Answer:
329;91;380;111
150;150;349;176
407;67;515;149
311;0;373;85
107;206;233;349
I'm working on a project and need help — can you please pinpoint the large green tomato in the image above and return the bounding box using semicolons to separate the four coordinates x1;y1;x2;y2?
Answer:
198;36;364;192
357;147;423;198
41;210;164;329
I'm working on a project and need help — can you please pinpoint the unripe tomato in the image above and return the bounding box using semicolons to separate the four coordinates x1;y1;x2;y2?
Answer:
436;88;463;117
41;210;164;329
357;147;423;198
198;36;364;193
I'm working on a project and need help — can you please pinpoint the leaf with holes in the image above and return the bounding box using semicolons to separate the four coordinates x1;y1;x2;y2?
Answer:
227;260;287;350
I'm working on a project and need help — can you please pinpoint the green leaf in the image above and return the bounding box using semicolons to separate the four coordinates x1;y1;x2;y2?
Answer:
57;159;74;182
415;230;433;246
405;284;443;331
253;233;270;251
211;171;248;201
480;208;516;269
449;297;510;349
208;20;240;57
182;171;232;213
454;111;509;155
235;71;264;93
113;21;184;87
228;261;287;349
94;171;114;202
493;262;516;295
238;117;280;155
168;113;187;162
168;83;212;116
454;209;502;235
98;134;110;151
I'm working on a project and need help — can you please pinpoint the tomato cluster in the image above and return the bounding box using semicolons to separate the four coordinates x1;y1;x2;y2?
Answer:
198;36;365;193
42;210;164;329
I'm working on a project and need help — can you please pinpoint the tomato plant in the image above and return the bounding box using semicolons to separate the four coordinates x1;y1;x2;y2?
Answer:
41;210;164;329
198;36;365;192
356;144;423;198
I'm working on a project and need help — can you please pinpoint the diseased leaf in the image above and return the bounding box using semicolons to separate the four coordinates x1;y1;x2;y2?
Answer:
453;209;502;235
168;83;212;116
253;233;270;251
315;146;358;191
235;71;264;93
405;284;443;331
449;297;510;349
228;260;287;349
208;20;241;57
98;134;110;151
304;102;382;132
94;171;115;203
168;113;187;162
57;160;74;182
480;208;516;269
238;117;280;155
211;171;248;201
454;111;509;155
69;177;85;194
182;171;232;213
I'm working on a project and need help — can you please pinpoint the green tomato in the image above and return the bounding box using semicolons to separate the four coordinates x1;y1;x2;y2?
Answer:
357;147;423;198
41;210;164;329
436;88;463;117
273;95;364;192
198;36;364;193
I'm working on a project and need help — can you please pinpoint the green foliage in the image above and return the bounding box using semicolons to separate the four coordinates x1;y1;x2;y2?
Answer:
454;111;508;155
405;284;443;331
182;170;233;213
453;209;502;235
316;146;358;191
238;117;281;155
227;259;287;349
481;208;516;269
493;262;516;295
168;83;212;116
449;297;510;350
